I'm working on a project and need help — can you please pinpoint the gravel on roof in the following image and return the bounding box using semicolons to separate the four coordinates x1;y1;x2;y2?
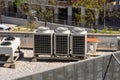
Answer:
0;49;113;80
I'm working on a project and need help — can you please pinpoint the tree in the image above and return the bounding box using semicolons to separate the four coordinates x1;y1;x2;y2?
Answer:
71;0;107;29
37;6;54;27
74;8;86;27
0;0;4;23
14;0;55;27
14;0;37;31
32;0;55;27
14;0;28;17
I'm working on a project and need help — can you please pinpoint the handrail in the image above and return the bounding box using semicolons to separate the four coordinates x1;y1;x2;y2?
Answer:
103;53;120;80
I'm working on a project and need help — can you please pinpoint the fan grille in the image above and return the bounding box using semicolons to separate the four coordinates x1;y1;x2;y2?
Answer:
34;35;51;54
55;36;68;54
72;36;85;54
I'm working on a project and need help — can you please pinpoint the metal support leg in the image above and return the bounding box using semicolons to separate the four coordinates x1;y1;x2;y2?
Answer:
11;54;14;63
17;47;21;53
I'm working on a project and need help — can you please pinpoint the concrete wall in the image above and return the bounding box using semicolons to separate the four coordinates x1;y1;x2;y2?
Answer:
1;15;28;25
88;34;120;50
16;52;120;80
0;31;120;50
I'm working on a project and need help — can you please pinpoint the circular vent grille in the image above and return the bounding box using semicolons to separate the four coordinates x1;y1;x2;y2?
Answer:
0;42;11;46
5;36;15;41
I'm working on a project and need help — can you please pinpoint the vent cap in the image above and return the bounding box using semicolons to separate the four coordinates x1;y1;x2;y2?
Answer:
0;41;11;46
38;26;49;31
72;27;85;33
55;27;68;32
5;36;15;41
35;26;50;33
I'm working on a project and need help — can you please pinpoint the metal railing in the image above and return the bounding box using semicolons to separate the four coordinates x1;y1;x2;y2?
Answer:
103;52;120;80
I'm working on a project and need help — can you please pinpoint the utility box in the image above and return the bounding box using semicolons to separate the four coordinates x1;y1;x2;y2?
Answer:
117;37;120;50
87;38;98;54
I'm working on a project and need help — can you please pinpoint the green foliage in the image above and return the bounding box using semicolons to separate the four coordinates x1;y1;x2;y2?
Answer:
74;12;81;26
109;28;113;34
72;0;107;29
91;29;97;33
29;21;36;31
118;29;120;33
12;25;34;32
74;8;86;27
12;26;21;32
101;27;108;33
49;0;55;5
12;29;18;32
72;0;107;9
17;26;21;31
14;0;21;6
37;7;54;26
86;9;95;27
14;0;26;6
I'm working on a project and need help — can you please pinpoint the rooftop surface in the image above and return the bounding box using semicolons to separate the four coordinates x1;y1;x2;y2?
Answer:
0;49;113;80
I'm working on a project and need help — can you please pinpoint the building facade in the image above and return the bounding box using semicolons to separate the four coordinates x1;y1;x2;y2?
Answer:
3;0;120;26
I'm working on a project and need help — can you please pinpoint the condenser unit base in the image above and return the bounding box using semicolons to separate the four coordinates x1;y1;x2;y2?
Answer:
32;55;81;62
0;53;20;69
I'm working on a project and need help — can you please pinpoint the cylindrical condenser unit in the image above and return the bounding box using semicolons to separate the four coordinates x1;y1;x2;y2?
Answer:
54;27;70;56
70;27;87;57
33;26;54;56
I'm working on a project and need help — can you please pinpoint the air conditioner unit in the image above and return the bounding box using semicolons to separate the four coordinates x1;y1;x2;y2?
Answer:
70;27;87;57
0;36;20;62
54;27;70;56
33;26;54;56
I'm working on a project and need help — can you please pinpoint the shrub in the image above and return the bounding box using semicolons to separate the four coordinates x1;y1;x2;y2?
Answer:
118;29;120;33
91;29;97;33
17;26;21;31
109;28;113;34
101;27;108;33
